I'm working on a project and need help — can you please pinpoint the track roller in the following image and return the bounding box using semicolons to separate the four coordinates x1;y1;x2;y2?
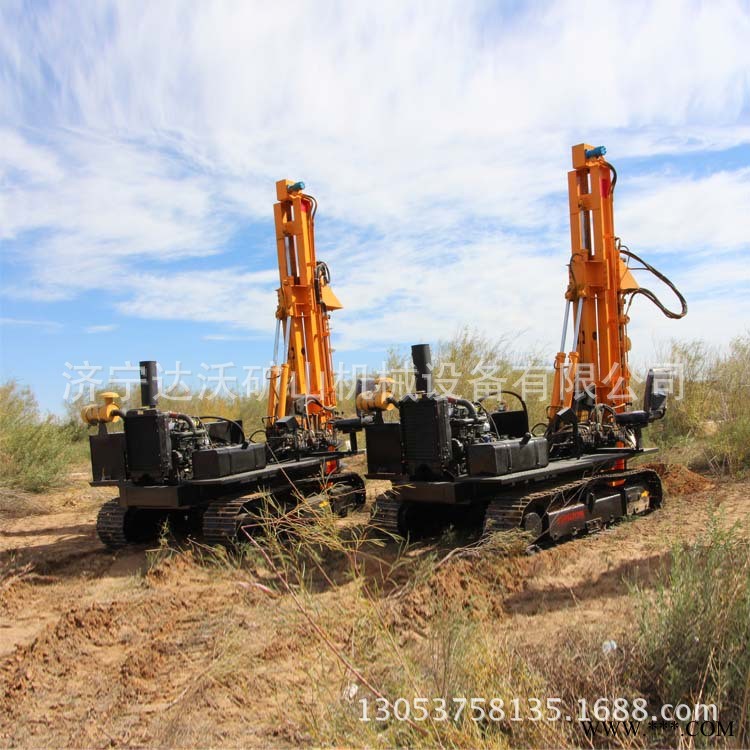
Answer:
480;468;663;544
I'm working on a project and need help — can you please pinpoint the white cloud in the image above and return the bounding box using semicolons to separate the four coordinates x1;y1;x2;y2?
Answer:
617;168;750;253
0;132;249;300
4;1;750;227
0;317;62;331
0;0;748;368
202;333;257;342
84;324;118;334
0;129;62;182
688;264;750;298
114;269;277;330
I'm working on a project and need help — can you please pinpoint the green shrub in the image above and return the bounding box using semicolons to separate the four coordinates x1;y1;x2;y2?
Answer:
0;380;77;492
634;516;750;739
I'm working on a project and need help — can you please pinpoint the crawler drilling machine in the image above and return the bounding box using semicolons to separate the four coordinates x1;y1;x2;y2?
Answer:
82;180;382;548
367;144;687;541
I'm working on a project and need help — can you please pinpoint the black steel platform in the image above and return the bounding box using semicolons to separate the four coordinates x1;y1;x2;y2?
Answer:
372;448;658;505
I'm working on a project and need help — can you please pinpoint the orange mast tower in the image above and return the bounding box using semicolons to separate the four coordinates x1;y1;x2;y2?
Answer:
549;144;640;420
266;180;342;433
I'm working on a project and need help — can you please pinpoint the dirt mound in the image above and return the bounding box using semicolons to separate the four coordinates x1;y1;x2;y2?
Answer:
391;548;529;635
644;462;714;495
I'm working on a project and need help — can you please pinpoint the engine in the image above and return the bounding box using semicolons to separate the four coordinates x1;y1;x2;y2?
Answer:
87;405;267;486
83;360;269;486
397;393;548;480
363;344;550;481
123;409;207;484
363;392;547;481
379;343;673;480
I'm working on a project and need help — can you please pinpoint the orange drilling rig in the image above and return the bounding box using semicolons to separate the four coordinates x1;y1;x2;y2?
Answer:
81;180;385;548
265;179;341;456
367;143;687;541
81;144;686;548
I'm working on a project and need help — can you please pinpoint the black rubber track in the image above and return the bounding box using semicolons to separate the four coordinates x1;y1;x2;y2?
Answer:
482;468;662;540
96;499;129;549
370;492;404;536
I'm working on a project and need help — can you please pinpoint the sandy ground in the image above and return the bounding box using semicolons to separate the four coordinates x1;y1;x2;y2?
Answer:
0;462;745;748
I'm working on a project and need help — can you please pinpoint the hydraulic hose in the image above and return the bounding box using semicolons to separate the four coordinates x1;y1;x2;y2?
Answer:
618;244;688;320
295;395;336;414
602;160;617;195
477;389;529;422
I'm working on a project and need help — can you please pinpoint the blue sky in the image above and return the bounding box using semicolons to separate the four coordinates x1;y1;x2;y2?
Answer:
1;0;749;413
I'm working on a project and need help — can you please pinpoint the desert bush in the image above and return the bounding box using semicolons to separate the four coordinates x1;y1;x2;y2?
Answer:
704;416;750;477
650;333;750;476
0;380;78;493
649;340;718;443
633;516;750;743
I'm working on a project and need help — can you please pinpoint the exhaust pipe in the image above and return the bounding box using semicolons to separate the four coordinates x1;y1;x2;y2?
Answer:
139;360;159;408
411;344;433;393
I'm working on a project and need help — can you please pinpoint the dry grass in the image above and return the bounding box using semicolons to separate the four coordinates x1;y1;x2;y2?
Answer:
650;333;750;478
0;487;50;516
142;490;750;749
141;492;578;748
632;515;750;747
5;472;749;748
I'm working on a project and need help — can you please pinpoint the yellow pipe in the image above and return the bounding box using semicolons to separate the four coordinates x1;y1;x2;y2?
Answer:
276;362;290;419
267;365;280;419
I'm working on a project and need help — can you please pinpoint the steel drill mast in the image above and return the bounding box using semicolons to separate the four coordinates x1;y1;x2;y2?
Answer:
549;144;640;419
267;180;342;433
